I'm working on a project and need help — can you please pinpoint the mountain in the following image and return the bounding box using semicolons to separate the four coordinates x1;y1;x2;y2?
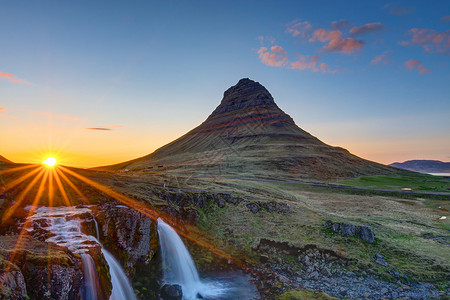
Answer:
0;155;12;164
101;78;397;181
390;160;450;173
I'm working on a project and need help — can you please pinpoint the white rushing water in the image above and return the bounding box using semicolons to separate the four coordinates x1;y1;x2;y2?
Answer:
25;206;136;300
157;218;227;300
102;248;137;300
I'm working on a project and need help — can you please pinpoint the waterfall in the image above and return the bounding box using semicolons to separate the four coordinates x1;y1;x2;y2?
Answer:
157;218;202;299
81;254;101;300
102;249;137;300
25;206;136;300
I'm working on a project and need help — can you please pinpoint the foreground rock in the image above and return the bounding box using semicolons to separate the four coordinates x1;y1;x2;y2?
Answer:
252;238;443;299
0;234;84;300
160;284;183;300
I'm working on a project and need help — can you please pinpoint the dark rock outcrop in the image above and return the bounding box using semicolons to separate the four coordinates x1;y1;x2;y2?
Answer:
325;221;375;243
160;284;182;300
0;269;27;299
97;202;158;272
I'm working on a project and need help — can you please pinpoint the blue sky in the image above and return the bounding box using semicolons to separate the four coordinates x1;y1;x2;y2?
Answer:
0;0;449;167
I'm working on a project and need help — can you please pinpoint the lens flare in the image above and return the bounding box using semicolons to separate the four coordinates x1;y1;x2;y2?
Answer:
43;156;57;167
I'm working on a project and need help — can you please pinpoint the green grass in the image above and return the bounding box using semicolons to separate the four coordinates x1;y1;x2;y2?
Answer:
339;173;450;193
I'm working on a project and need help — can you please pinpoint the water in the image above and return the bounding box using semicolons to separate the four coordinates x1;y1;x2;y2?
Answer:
81;253;101;300
25;206;136;300
102;249;137;300
427;172;450;177
157;218;258;300
157;218;204;299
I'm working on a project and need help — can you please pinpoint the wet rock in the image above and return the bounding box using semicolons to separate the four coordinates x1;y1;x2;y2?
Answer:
160;284;182;300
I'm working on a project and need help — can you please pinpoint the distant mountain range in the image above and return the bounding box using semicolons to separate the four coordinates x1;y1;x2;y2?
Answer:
99;78;400;181
389;160;450;173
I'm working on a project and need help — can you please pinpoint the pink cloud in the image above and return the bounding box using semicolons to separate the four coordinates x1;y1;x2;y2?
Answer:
441;15;450;23
350;23;385;36
0;107;6;113
257;46;288;67
290;55;337;73
331;20;352;30
286;19;313;39
404;59;431;74
371;51;390;65
310;29;364;54
0;72;20;83
401;28;450;54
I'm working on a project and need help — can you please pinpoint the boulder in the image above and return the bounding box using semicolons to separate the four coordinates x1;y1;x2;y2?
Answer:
373;253;389;267
246;203;260;214
160;284;183;300
360;226;375;243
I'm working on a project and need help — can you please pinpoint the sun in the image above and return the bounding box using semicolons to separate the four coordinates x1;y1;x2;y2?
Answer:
43;156;57;167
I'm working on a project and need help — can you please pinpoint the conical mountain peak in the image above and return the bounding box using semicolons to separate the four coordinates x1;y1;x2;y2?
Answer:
103;78;395;181
211;78;276;116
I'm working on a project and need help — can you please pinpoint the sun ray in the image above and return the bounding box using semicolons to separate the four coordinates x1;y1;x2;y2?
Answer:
2;166;43;192
0;170;49;289
0;164;38;175
1;168;46;223
53;169;73;207
58;166;243;267
48;168;54;207
55;168;89;203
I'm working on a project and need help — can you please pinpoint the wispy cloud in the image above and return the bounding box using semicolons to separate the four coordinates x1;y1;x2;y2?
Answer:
256;36;275;45
310;29;365;54
0;107;6;114
371;51;391;65
0;72;20;83
86;127;113;131
440;15;450;23
404;59;431;74
331;20;352;30
383;3;415;15
257;46;288;67
290;55;336;73
401;28;450;55
86;126;122;131
350;23;385;36
286;19;313;39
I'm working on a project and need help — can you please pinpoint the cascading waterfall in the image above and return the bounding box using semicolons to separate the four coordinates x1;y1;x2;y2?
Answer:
102;248;137;300
25;206;136;300
158;218;226;299
81;254;101;300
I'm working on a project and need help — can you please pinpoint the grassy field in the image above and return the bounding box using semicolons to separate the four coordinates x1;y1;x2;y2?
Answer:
338;173;450;193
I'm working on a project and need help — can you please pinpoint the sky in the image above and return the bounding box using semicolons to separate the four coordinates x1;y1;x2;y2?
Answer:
1;0;449;168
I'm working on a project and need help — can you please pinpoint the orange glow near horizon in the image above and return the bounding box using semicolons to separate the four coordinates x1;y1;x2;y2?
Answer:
0;161;253;291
